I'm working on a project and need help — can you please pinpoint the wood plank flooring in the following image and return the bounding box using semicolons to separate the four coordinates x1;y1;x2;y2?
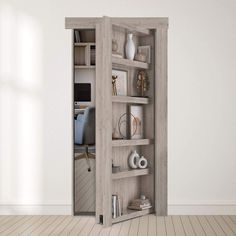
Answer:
0;215;235;235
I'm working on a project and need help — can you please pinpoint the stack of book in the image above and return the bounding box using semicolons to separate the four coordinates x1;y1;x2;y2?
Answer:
128;197;152;211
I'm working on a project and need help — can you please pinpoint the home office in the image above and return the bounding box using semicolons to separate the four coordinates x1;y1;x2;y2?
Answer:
73;29;96;215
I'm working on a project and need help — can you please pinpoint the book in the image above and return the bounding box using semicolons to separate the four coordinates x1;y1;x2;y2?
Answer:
117;195;121;217
112;195;117;218
112;194;122;218
74;30;80;43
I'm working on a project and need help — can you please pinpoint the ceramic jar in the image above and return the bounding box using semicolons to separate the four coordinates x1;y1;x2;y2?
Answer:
125;33;135;60
128;150;140;169
138;156;148;169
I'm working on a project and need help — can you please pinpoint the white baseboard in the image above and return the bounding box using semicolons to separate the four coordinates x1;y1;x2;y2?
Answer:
168;204;236;215
0;205;72;215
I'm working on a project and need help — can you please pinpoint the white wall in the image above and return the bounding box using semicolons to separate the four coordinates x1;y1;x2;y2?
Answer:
0;0;235;214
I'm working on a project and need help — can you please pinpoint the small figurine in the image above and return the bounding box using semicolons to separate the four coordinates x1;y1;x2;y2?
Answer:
136;70;149;97
112;75;118;95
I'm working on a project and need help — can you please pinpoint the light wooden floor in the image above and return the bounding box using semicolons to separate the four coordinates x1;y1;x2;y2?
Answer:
75;158;95;213
0;215;235;235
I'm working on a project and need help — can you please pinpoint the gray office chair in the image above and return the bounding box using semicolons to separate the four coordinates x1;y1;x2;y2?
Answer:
74;107;95;171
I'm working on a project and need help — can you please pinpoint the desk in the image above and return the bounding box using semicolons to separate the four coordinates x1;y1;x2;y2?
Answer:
74;108;86;115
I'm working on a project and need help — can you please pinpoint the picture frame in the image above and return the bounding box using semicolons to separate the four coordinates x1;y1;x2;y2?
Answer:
138;45;151;63
112;69;128;96
129;105;143;139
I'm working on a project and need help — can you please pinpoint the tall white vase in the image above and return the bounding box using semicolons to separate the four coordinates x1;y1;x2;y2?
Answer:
125;33;135;60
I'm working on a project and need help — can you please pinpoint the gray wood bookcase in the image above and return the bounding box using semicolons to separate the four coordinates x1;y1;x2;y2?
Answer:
65;16;168;227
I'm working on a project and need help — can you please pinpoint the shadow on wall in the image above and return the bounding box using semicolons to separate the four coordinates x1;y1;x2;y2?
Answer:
0;4;45;212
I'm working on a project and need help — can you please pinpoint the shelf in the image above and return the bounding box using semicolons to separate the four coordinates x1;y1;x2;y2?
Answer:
112;168;150;180
112;139;152;147
112;208;153;224
112;96;149;104
112;57;148;69
74;65;95;69
74;43;96;46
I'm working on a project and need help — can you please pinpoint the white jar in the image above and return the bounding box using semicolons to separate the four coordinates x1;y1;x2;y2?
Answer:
128;150;140;169
125;33;135;60
138;156;148;169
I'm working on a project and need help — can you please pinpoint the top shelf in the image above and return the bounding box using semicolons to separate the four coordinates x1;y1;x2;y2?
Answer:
112;57;149;69
112;96;149;104
74;43;96;46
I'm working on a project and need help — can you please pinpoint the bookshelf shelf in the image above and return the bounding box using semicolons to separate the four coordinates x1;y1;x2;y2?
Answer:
112;96;149;104
112;208;153;224
112;168;150;180
74;43;96;46
74;65;95;69
112;139;152;147
112;56;148;69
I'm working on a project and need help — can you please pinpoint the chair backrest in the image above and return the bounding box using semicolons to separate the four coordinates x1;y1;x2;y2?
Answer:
75;107;95;145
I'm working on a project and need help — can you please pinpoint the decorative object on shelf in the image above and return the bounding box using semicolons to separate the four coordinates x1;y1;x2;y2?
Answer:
118;112;137;139
129;105;143;139
128;150;140;169
112;161;121;173
134;52;147;62
112;194;122;218
138;45;151;63
137;70;149;97
112;127;121;140
128;151;148;169
138;156;148;169
112;75;118;96
112;69;128;96
117;113;128;139
125;33;135;60
112;39;118;52
128;195;152;211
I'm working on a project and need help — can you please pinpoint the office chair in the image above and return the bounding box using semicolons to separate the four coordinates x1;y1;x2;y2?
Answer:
74;107;95;171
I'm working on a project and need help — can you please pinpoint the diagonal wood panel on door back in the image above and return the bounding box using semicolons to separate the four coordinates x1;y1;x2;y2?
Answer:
0;215;235;235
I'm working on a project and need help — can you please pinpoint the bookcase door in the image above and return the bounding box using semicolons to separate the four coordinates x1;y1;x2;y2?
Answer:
95;16;113;226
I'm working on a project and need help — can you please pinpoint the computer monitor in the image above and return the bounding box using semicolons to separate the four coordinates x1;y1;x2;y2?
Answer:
74;83;91;103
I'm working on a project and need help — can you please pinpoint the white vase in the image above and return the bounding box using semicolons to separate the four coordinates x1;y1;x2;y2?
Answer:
125;33;135;60
138;156;148;169
128;150;140;169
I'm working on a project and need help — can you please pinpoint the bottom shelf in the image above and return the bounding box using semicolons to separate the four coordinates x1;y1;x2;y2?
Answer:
112;208;153;224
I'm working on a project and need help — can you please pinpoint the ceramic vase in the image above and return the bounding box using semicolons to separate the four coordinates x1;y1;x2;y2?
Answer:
125;33;135;60
128;150;140;169
138;156;148;169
